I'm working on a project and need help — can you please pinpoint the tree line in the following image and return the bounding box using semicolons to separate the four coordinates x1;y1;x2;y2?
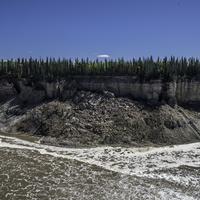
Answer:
0;56;200;81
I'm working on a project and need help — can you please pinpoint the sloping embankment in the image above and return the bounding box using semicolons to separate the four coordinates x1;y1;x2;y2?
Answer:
0;90;199;147
0;77;200;147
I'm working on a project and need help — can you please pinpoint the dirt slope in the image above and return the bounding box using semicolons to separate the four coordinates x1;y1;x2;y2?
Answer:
9;91;200;147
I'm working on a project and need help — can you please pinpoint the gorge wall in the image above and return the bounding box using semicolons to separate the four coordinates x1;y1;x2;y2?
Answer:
1;76;200;107
1;76;200;146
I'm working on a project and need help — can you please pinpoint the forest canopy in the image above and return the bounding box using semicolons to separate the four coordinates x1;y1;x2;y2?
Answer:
0;57;200;81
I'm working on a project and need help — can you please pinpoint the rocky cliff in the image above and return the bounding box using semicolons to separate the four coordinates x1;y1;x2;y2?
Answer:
1;90;200;147
0;76;200;147
0;80;17;103
10;76;200;108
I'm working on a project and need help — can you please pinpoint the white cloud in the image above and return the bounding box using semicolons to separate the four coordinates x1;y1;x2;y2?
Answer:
97;54;110;58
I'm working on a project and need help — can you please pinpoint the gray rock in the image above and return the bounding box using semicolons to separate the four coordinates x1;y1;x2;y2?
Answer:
103;91;115;98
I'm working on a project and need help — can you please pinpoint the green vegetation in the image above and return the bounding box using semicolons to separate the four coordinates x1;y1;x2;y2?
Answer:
0;57;200;81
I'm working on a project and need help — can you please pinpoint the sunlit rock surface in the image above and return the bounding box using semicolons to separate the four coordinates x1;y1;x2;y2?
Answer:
0;76;197;106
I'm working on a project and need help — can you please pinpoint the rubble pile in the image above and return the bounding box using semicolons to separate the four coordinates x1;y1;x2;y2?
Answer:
15;91;200;147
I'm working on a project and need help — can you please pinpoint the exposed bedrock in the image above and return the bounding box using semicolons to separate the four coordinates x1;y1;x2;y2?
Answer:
0;79;200;146
9;76;200;108
0;80;17;103
10;91;200;146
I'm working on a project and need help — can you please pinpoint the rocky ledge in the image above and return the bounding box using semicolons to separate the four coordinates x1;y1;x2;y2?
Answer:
1;90;200;147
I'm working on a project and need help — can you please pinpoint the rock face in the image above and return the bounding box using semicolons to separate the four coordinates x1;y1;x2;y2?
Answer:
0;87;200;147
176;80;200;107
77;77;163;105
0;80;17;103
17;80;46;104
1;77;200;147
14;91;200;147
11;76;200;108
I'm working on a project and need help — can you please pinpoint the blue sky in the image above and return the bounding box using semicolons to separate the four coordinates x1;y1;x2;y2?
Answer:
0;0;200;59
